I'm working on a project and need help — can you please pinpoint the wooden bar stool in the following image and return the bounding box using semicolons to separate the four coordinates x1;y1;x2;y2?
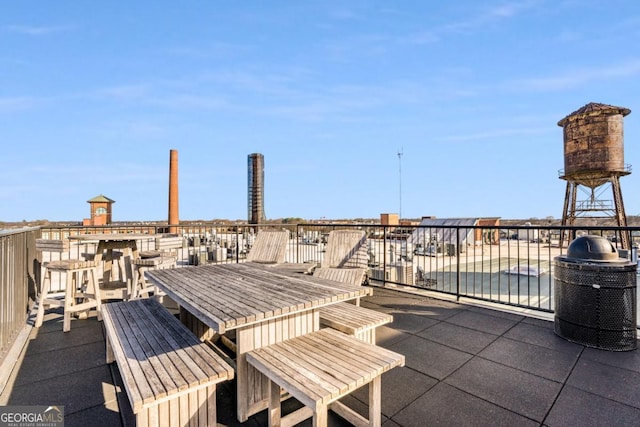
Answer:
35;239;102;332
131;235;182;300
131;255;175;299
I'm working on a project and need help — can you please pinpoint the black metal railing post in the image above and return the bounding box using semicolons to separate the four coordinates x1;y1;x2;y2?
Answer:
296;224;301;263
235;226;240;264
456;227;461;301
382;226;388;286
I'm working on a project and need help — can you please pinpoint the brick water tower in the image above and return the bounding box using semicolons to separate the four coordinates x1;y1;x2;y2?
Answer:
558;102;632;249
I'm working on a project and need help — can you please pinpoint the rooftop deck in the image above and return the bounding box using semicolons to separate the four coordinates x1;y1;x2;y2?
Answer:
1;286;639;427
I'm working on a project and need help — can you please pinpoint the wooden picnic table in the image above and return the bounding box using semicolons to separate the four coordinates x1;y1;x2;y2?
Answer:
69;233;155;299
146;262;371;422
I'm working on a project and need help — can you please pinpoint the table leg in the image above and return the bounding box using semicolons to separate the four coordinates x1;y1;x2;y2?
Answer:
368;376;381;427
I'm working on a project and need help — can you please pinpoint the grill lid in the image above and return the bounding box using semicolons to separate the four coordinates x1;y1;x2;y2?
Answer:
566;235;619;262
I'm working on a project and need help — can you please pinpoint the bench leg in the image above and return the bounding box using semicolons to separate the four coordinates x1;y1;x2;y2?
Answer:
105;335;115;364
268;379;281;427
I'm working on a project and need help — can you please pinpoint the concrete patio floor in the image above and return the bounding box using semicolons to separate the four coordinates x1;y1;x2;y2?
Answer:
1;286;639;427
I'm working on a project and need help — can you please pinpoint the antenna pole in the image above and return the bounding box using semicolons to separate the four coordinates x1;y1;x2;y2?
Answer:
398;148;403;221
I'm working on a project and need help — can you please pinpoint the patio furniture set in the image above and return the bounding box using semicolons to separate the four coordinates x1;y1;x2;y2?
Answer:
34;229;404;426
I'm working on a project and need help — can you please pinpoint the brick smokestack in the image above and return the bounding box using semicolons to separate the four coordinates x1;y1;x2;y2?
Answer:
168;149;179;234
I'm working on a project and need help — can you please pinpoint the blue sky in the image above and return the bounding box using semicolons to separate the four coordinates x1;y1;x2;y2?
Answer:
2;1;640;222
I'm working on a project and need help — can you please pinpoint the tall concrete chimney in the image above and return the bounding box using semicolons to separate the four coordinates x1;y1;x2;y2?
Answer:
168;149;179;234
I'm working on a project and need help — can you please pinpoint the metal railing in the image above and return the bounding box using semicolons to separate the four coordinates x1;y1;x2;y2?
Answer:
0;227;39;364
3;221;638;347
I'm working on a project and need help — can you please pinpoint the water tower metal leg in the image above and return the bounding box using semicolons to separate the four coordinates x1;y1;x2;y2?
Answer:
560;181;577;249
610;176;630;249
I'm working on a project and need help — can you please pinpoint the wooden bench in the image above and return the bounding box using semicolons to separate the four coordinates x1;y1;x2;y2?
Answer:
246;328;405;427
101;298;234;427
35;238;102;332
319;303;392;344
312;267;391;344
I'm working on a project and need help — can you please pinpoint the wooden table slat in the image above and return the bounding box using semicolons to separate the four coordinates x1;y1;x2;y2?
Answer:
147;264;368;334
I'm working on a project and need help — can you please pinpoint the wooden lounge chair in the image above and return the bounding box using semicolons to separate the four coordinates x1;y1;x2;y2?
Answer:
319;229;369;269
245;229;289;264
313;230;392;344
245;229;316;275
313;229;369;288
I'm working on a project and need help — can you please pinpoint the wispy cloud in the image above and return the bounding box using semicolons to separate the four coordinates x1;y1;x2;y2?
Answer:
165;41;251;59
3;24;71;36
315;0;542;62
84;64;472;122
120;122;166;140
0;56;28;66
436;0;540;35
28;162;163;183
0;97;38;113
149;94;230;109
201;69;306;94
612;15;640;32
399;31;440;45
327;8;363;21
321;33;392;59
552;9;640;45
555;29;583;43
487;3;523;18
397;1;541;47
508;59;640;91
441;126;551;142
92;84;152;100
